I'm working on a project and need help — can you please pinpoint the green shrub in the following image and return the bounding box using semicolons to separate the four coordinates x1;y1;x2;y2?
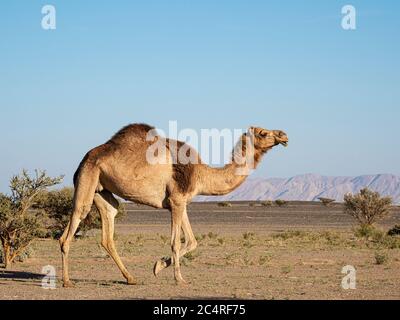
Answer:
243;232;256;241
344;188;392;226
218;202;232;208
354;225;378;239
275;199;288;207
354;225;400;249
208;232;218;239
261;201;273;207
375;251;389;265
273;230;307;240
318;197;335;206
0;170;62;269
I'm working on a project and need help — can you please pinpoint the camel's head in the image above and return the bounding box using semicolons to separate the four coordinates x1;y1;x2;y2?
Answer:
247;126;289;151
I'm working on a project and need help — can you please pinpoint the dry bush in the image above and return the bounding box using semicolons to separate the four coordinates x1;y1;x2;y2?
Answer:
275;199;287;207
243;232;256;241
375;251;389;265
354;225;400;249
318;197;335;206
261;201;273;207
218;202;232;208
0;170;62;269
344;188;392;226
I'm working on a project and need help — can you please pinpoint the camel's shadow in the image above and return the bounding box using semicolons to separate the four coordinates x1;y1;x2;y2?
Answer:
0;269;129;287
0;270;44;282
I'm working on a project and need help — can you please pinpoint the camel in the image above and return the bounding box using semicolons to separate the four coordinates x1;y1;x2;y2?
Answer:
59;123;288;287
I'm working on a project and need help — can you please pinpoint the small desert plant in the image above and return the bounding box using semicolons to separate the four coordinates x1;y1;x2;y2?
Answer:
243;232;256;241
375;251;389;265
249;203;257;207
275;199;288;207
208;232;218;240
281;265;292;274
242;255;254;266
354;225;400;249
258;255;271;266
242;240;254;249
195;234;207;244
217;238;225;246
160;234;169;245
0;170;63;269
354;224;378;239
261;201;273;207
273;230;307;240
318;197;335;207
182;251;199;267
184;251;197;262
218;202;232;208
344;188;392;226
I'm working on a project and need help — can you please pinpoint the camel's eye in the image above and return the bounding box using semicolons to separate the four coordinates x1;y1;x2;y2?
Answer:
259;131;268;137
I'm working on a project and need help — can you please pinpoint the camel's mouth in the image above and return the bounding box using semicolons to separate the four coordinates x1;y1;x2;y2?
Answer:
276;136;289;147
280;141;288;147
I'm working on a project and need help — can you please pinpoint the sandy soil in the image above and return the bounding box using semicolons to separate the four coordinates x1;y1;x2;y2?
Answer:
1;202;399;300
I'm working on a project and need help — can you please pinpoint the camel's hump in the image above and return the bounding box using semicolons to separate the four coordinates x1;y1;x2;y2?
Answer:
109;123;155;143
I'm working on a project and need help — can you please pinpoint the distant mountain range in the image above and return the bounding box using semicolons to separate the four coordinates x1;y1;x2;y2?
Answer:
196;174;400;203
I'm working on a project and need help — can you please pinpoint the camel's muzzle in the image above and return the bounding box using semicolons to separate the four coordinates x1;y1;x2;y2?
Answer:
276;133;289;147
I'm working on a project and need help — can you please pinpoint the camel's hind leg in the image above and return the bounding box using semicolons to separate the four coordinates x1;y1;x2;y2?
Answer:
93;190;137;285
59;166;99;288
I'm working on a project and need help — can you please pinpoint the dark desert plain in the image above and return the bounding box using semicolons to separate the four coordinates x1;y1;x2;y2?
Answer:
1;201;400;300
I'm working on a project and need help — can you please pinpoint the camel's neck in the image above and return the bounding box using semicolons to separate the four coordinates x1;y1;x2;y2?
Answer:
197;135;266;196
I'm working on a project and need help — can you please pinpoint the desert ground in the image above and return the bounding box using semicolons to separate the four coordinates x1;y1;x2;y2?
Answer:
1;201;400;300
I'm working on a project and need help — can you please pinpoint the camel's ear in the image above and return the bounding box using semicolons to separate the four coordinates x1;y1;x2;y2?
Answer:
248;126;258;135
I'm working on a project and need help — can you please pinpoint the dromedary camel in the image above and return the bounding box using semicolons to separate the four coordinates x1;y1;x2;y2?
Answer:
60;124;288;287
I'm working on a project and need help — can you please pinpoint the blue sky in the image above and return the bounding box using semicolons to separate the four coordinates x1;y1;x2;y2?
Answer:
0;1;399;192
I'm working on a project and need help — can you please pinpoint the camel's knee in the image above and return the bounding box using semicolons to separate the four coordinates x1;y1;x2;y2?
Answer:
60;240;70;255
187;239;198;252
171;242;182;257
171;236;182;250
76;204;92;220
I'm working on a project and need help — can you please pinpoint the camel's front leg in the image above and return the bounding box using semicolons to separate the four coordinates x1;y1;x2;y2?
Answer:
169;201;188;285
154;207;197;279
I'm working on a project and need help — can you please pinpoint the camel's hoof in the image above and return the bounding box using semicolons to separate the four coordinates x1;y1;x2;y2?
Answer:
153;260;167;277
63;281;75;288
127;277;138;286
